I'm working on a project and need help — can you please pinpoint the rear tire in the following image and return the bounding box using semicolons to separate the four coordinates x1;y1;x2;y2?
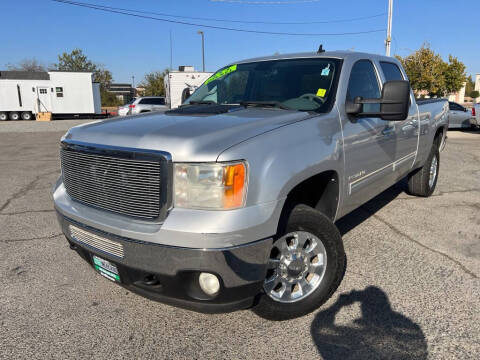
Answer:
9;112;20;121
0;112;8;121
21;112;33;121
253;204;346;320
407;143;440;197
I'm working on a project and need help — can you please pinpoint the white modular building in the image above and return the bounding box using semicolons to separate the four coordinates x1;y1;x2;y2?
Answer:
0;71;101;120
164;66;213;109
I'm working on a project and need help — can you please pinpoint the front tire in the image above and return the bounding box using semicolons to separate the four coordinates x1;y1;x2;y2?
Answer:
0;112;8;121
407;143;440;197
254;204;345;320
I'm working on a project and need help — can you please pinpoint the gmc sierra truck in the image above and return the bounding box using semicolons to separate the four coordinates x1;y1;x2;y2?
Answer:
53;51;448;320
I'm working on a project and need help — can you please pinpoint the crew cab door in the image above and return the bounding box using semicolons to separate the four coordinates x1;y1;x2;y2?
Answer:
340;59;398;213
378;61;418;177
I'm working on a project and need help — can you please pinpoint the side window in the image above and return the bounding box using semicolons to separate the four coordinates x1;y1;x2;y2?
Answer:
139;98;152;105
380;62;404;81
347;60;381;113
448;103;463;111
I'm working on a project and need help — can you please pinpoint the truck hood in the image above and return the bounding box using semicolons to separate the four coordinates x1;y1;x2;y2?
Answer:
65;108;313;161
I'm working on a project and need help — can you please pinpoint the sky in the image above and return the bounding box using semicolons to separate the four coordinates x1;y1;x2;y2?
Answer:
3;0;479;84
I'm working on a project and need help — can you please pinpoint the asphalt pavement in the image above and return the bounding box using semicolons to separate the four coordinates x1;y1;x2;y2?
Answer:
0;121;479;359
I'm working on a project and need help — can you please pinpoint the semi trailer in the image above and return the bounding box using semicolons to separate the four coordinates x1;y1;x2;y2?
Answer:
0;70;101;120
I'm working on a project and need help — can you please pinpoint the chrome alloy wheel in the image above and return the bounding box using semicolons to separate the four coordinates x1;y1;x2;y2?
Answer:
264;231;327;303
429;154;438;188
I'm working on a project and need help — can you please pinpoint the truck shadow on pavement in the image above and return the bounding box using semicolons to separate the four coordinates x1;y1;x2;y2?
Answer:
310;286;428;360
335;181;406;236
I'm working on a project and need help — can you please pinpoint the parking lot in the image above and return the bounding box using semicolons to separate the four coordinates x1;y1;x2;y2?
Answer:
0;120;479;359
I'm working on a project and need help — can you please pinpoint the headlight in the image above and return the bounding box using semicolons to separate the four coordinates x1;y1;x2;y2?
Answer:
174;161;247;210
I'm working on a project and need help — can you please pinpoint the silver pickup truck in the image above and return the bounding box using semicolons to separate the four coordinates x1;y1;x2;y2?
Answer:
53;51;448;320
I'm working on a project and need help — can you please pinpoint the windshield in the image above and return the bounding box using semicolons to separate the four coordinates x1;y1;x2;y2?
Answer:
186;58;340;112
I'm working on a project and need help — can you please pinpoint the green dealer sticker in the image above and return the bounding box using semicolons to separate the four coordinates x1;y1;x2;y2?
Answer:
204;64;237;85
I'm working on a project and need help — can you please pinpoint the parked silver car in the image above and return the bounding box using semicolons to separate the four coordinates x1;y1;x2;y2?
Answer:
118;96;167;116
448;101;472;129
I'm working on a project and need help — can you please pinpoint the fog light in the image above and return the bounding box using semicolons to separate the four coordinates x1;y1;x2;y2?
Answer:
199;272;220;296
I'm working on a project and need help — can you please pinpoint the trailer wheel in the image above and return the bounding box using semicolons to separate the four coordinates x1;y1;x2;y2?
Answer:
0;112;8;121
9;112;20;121
21;112;33;121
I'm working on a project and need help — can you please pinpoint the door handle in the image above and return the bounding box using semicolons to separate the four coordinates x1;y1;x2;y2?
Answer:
382;126;395;136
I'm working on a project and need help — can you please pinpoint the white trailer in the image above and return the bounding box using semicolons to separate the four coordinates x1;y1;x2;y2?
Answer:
164;66;212;109
0;71;102;120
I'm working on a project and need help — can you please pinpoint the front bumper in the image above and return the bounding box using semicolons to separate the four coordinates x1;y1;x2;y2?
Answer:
57;213;272;313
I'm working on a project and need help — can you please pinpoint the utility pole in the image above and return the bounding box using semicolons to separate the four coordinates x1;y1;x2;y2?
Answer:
385;0;393;56
197;31;205;72
132;75;135;98
170;30;173;70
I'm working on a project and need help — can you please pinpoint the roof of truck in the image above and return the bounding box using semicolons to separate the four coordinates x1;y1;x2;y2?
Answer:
233;50;396;65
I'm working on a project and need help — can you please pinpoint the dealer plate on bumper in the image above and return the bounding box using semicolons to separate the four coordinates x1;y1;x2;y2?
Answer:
92;255;120;282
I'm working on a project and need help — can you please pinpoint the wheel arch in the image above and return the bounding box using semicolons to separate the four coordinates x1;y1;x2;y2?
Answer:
434;125;447;150
276;170;340;235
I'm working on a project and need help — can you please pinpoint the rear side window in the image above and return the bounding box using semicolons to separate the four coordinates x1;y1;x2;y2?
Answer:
347;60;381;112
380;62;404;81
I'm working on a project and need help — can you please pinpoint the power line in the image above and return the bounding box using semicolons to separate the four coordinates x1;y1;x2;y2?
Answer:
66;1;386;25
51;0;386;37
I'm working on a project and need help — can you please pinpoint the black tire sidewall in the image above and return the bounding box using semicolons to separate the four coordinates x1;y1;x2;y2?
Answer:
425;146;440;196
254;204;345;320
21;112;32;121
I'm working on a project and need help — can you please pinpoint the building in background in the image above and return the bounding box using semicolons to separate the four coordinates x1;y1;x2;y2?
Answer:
475;74;480;103
448;82;466;104
107;83;135;104
135;86;145;97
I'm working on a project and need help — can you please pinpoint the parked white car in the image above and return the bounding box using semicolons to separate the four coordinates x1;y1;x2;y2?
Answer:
117;96;167;116
472;103;480;128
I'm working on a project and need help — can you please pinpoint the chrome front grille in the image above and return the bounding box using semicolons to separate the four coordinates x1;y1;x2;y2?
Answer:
60;145;163;219
69;225;124;258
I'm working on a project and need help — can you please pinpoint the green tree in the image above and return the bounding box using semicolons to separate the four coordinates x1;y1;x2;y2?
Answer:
464;75;475;97
396;44;466;97
53;49;114;106
444;55;467;95
100;91;122;107
140;71;168;96
470;90;480;100
6;58;46;72
396;45;446;96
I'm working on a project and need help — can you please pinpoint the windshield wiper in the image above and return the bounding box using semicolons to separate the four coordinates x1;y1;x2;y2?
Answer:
240;101;291;110
188;100;216;105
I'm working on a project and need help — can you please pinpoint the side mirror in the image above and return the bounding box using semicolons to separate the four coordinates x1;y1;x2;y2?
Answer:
346;80;411;121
